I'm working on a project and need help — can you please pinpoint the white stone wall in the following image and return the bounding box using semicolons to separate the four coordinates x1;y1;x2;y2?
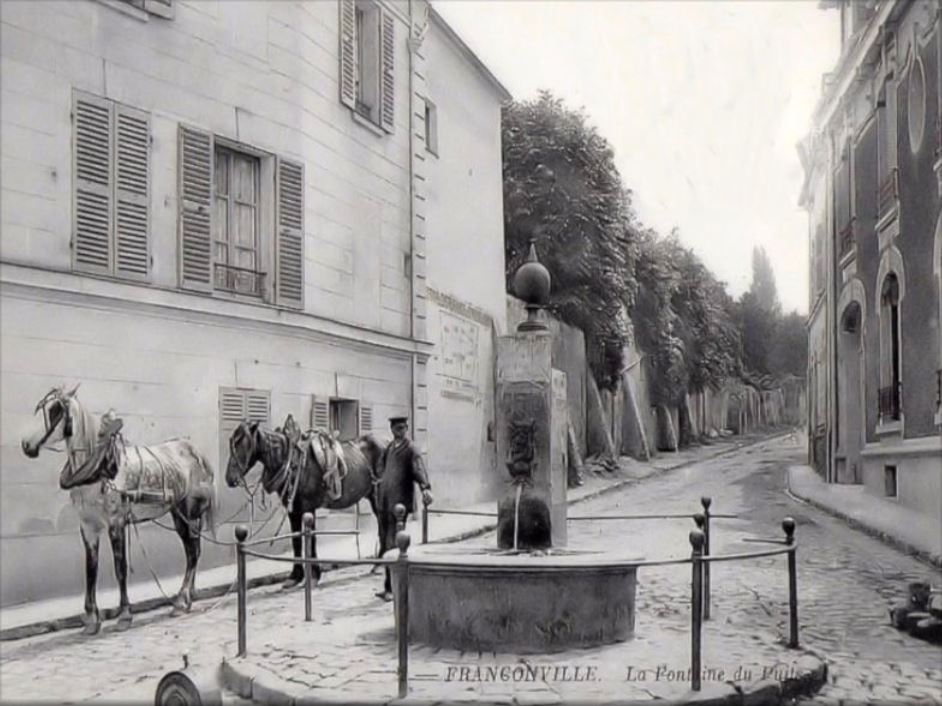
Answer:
0;0;507;605
1;0;415;333
419;16;508;505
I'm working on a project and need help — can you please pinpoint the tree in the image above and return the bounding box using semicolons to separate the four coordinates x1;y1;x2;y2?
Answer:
502;91;638;390
751;246;781;316
631;231;741;408
769;312;808;379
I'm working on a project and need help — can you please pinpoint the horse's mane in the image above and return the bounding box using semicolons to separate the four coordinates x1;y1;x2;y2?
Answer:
357;434;386;458
68;395;100;464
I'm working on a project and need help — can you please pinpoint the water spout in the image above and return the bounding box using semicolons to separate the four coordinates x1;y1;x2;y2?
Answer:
513;482;523;552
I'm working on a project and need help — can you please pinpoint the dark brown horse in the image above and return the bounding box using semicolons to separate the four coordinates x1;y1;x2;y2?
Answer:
225;415;384;586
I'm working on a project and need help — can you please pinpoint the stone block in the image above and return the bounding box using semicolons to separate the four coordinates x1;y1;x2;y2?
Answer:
741;678;781;706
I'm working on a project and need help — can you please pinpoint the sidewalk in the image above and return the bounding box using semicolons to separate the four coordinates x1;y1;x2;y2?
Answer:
0;431;780;641
787;464;942;567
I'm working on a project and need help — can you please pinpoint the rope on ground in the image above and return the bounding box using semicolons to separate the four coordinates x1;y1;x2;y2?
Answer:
129;520;175;604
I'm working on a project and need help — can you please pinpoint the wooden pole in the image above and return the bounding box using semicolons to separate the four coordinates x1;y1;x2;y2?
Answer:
235;525;248;657
395;529;411;699
701;496;712;620
783;517;799;648
302;512;314;622
689;529;705;692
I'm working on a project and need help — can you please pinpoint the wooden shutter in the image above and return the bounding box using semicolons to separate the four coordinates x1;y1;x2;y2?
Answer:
73;93;113;274
311;396;329;431
359;404;373;434
380;9;395;133
220;387;270;430
178;125;213;292
339;0;357;110
220;388;246;433
275;158;304;309
245;390;271;425
115;105;150;280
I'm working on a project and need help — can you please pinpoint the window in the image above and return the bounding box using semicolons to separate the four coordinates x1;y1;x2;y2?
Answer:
884;465;898;497
876;82;898;216
340;0;395;133
72;92;150;281
424;99;438;156
214;146;262;296
907;57;926;153
878;274;901;422
311;396;372;440
834;145;853;257
177;126;304;309
354;2;380;121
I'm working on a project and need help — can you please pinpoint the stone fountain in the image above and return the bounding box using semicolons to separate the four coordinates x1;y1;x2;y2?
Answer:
394;242;640;654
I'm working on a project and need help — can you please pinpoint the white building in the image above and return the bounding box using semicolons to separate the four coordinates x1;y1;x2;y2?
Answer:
0;0;509;606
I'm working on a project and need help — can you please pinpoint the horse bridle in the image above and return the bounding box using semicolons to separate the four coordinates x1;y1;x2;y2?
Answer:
34;389;73;448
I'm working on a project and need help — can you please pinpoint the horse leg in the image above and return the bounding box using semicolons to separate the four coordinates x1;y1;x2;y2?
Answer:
170;504;199;615
79;526;102;636
108;523;132;630
283;510;304;590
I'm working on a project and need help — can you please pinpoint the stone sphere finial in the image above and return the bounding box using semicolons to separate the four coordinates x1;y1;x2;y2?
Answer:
689;528;705;551
513;240;551;306
513;240;551;333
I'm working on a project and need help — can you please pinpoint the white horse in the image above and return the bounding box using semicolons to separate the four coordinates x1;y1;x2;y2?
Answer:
21;386;216;635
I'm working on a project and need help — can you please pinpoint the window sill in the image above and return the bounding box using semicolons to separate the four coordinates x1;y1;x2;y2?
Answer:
875;419;903;437
351;109;386;137
95;0;149;21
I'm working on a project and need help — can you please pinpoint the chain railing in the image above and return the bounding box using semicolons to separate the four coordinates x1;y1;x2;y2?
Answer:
423;496;736;620
230;502;800;697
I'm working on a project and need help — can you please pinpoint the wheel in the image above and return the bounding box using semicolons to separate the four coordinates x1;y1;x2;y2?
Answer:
155;669;222;706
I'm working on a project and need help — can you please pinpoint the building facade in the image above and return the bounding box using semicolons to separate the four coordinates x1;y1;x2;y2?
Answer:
799;0;942;523
0;0;509;606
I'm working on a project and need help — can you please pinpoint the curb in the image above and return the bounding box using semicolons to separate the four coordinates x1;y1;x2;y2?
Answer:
0;431;789;643
785;474;942;569
218;650;827;706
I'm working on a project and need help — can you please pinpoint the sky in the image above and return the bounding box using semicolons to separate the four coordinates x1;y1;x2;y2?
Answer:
434;0;842;315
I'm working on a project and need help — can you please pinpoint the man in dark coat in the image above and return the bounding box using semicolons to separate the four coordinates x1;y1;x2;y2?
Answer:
375;416;432;601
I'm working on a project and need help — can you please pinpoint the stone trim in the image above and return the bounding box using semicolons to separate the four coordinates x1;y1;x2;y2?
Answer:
0;262;432;360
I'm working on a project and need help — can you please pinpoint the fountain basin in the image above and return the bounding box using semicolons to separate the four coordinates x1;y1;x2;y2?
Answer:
390;544;642;654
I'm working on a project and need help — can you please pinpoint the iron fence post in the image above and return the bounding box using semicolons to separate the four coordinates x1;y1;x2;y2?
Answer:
235;525;248;657
422;498;429;545
783;517;799;648
701;496;712;620
395;529;411;699
302;512;314;622
689;529;705;692
395;503;407;534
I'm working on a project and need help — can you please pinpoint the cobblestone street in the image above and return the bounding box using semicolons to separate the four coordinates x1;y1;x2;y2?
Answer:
1;434;939;704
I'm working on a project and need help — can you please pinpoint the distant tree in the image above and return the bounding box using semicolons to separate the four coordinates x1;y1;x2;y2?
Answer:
738;246;782;376
750;246;781;316
769;311;808;379
502;91;638;390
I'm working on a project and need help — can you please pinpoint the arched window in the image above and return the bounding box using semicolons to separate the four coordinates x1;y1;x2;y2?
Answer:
879;274;901;422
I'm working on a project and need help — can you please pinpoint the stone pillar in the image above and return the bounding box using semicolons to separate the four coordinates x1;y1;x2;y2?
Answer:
496;331;568;548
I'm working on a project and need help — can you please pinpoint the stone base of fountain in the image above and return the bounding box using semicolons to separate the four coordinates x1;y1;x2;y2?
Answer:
391;544;641;654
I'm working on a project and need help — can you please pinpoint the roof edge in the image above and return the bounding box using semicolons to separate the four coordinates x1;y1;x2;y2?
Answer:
428;5;513;103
